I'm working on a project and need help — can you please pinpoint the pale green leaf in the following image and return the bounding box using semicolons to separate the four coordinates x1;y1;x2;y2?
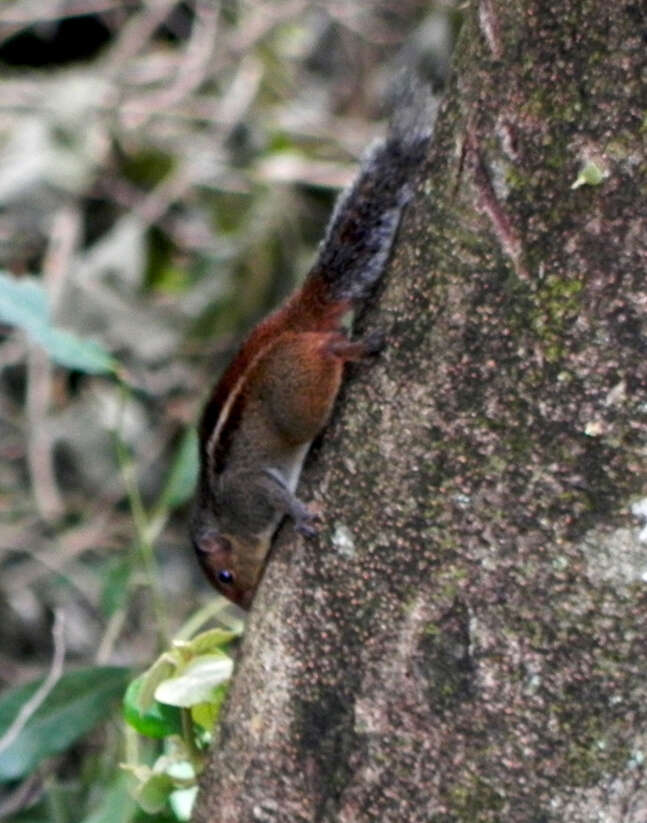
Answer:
36;327;116;374
136;655;178;711
132;770;175;814
0;271;115;374
155;655;233;708
170;787;199;821
122;675;182;739
190;682;229;730
0;272;48;333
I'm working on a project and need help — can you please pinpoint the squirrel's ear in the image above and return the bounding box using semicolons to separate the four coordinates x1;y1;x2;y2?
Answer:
194;531;233;559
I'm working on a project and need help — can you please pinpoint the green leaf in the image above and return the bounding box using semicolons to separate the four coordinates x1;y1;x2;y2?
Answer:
0;271;116;374
131;770;176;815
123;757;193;816
0;272;48;332
156;428;199;511
190;682;229;730
123;676;183;739
154;655;233;708
0;666;130;782
36;327;116;374
136;655;178;711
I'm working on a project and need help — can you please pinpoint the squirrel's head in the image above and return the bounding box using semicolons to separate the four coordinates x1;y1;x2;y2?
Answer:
190;525;264;610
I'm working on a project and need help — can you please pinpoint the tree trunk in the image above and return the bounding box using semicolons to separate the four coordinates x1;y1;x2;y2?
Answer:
193;1;647;821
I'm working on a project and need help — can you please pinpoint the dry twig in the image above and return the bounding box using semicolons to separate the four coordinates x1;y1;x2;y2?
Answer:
0;609;66;757
25;206;81;522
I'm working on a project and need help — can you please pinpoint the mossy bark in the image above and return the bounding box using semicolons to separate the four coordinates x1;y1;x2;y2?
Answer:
193;2;647;821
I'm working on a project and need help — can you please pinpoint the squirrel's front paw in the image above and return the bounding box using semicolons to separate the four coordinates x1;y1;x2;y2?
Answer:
296;520;318;539
294;502;322;539
361;329;386;356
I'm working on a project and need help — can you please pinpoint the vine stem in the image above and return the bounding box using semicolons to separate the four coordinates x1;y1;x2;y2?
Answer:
181;707;203;774
115;382;169;647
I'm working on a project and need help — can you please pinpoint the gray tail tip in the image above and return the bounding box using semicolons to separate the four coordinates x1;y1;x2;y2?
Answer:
387;74;438;145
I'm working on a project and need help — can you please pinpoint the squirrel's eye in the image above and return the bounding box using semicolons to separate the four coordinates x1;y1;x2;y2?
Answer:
217;570;234;585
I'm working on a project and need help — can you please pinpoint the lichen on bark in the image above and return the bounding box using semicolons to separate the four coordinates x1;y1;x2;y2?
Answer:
193;2;647;821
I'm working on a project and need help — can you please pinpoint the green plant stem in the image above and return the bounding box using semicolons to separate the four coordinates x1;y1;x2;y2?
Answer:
175;600;228;641
123;723;140;766
115;384;169;646
180;708;203;774
44;775;68;823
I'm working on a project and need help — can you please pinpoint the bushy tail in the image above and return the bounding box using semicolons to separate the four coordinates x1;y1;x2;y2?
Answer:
304;80;436;306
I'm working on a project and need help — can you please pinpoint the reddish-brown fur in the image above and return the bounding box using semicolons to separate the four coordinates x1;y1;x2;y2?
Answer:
199;275;350;465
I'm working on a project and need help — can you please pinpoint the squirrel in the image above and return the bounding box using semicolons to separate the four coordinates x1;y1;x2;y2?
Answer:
190;88;433;609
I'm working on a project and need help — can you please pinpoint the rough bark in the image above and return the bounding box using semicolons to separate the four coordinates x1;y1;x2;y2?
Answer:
193;1;647;821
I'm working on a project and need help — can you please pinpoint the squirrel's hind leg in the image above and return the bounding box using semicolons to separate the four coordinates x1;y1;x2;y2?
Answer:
327;329;386;360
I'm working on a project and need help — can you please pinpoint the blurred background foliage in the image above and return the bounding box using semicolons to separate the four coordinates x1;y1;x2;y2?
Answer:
0;1;459;820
